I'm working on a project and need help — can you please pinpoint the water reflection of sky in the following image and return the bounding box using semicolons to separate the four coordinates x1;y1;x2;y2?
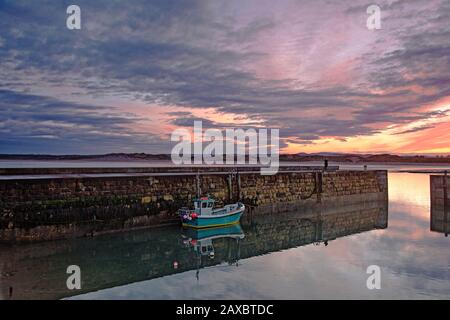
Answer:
71;172;449;300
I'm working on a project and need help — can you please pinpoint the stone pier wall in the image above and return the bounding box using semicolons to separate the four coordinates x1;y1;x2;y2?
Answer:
0;169;388;242
430;175;449;235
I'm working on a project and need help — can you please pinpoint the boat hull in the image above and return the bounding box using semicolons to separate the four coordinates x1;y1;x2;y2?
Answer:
182;209;244;229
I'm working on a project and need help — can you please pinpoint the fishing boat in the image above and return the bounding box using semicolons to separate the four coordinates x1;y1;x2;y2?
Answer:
179;196;245;229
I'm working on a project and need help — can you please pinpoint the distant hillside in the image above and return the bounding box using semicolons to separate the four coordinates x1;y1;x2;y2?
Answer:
1;153;450;164
282;153;450;164
0;153;171;161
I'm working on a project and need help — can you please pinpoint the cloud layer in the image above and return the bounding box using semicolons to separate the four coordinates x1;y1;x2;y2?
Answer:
1;0;449;154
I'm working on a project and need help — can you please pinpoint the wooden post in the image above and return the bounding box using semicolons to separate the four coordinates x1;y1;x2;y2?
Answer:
228;173;233;202
315;172;323;203
237;171;242;201
196;171;201;198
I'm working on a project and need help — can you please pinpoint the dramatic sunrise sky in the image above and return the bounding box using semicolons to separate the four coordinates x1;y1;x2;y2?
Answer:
0;0;449;154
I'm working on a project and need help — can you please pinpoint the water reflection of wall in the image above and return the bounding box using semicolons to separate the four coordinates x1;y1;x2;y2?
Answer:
0;199;387;300
430;175;449;237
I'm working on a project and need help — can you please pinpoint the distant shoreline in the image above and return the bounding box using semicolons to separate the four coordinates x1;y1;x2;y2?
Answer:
1;153;450;165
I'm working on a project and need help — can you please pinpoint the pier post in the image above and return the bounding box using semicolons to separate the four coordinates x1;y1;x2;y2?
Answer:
228;173;233;202
196;171;201;198
315;172;323;203
237;171;242;201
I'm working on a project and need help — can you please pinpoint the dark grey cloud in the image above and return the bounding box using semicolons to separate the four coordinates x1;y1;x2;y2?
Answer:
393;124;436;135
170;116;217;128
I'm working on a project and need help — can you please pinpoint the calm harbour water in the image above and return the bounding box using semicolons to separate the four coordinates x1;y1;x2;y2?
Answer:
0;172;449;300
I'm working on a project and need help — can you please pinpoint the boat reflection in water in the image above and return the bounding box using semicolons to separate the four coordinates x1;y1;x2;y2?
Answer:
181;224;245;280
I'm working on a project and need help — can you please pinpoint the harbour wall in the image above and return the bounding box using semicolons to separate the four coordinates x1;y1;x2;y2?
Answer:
0;168;388;242
430;175;449;236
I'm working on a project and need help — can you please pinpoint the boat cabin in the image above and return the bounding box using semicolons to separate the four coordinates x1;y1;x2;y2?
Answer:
194;197;215;216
